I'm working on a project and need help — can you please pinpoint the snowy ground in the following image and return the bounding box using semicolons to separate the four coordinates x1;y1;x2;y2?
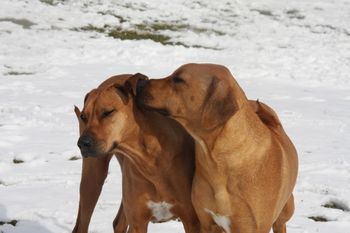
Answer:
1;0;350;232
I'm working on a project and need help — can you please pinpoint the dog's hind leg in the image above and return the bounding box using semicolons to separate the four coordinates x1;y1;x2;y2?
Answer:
180;211;201;233
272;194;295;233
72;154;112;233
113;201;128;233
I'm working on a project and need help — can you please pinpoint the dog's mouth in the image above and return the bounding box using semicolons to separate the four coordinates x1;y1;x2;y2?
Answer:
80;142;119;158
110;141;119;151
81;150;100;158
106;141;119;155
135;93;170;117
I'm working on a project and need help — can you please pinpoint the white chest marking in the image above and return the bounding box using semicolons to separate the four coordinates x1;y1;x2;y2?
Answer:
205;208;231;233
147;201;174;222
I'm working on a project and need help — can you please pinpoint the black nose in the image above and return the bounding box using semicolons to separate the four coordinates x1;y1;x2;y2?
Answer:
136;79;148;95
77;134;93;149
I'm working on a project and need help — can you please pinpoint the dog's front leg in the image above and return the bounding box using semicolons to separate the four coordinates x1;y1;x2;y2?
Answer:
72;155;112;233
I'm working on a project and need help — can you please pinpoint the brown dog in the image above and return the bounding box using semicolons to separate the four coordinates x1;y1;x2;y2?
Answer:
137;63;298;233
72;74;200;233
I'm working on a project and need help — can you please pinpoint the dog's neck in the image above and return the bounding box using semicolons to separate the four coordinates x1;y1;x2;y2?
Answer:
193;102;272;168
117;103;190;178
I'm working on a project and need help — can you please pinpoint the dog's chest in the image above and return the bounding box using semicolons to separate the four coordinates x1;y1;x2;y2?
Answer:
147;200;174;223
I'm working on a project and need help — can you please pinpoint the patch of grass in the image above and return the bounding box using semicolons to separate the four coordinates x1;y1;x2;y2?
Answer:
322;200;350;211
0;18;36;29
69;156;81;161
108;28;171;44
98;11;127;23
286;9;299;15
74;24;173;44
286;9;305;20
308;216;329;222
135;22;225;36
193;27;225;36
251;9;274;17
13;158;24;164
78;24;106;33
136;22;187;32
0;220;18;226
39;0;65;6
39;0;55;5
6;71;35;76
74;22;220;49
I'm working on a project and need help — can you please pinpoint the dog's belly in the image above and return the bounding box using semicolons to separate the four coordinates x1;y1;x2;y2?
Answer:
147;200;175;223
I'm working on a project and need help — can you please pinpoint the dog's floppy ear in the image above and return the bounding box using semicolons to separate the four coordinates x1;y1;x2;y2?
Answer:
125;73;149;96
254;100;282;129
201;76;237;130
114;84;129;105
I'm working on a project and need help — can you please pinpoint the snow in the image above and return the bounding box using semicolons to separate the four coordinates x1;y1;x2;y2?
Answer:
0;0;349;232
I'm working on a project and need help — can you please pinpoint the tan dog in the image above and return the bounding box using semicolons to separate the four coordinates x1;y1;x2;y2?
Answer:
72;74;200;233
137;63;298;233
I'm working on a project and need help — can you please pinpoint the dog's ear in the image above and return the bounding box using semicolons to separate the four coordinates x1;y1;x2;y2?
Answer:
74;105;81;119
74;105;85;135
125;73;149;96
254;100;282;129
114;84;129;105
201;77;237;130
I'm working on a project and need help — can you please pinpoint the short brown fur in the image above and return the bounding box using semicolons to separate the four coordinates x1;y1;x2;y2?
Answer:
138;63;298;233
72;74;200;233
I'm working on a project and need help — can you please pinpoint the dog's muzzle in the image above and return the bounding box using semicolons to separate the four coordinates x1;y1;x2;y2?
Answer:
77;133;99;157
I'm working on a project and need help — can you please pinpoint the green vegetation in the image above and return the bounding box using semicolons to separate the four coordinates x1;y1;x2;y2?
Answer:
69;156;81;161
286;9;305;20
13;158;24;164
322;201;349;211
136;22;187;32
6;71;35;76
39;0;65;6
135;22;225;36
0;220;18;226
97;11;127;23
308;216;329;222
251;9;274;17
108;28;171;44
0;18;36;29
79;24;106;33
73;19;223;49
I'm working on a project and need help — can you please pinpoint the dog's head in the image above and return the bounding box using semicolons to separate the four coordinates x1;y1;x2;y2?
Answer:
74;73;148;158
137;63;244;133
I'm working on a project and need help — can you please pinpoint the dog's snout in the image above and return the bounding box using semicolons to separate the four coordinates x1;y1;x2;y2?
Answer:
77;134;94;149
136;79;148;94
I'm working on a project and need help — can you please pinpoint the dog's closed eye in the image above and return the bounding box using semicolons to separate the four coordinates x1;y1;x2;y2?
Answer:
173;76;184;84
102;109;115;118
